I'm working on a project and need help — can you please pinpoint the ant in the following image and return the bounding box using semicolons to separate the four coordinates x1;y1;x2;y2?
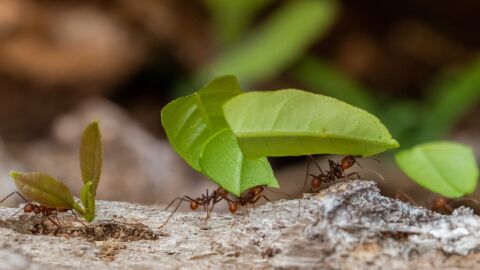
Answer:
224;186;271;215
0;191;85;234
161;185;281;227
304;155;362;192
160;188;225;228
395;190;479;215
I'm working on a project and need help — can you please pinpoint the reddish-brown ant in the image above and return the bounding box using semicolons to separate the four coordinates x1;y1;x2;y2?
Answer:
224;185;271;215
0;191;85;233
161;188;225;227
304;155;362;192
161;185;279;227
395;190;479;215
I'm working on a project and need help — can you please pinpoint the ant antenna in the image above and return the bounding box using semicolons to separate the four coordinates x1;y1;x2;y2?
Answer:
359;167;386;183
453;198;480;205
160;197;189;228
0;191;29;204
266;189;295;200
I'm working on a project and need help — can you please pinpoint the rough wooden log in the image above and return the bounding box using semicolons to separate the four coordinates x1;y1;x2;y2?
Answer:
1;180;480;269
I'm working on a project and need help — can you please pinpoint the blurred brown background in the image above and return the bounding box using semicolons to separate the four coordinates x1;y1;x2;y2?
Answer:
0;0;479;210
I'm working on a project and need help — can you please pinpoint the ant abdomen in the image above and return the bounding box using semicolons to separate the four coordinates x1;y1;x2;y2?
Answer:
228;201;237;214
311;178;321;190
190;201;199;210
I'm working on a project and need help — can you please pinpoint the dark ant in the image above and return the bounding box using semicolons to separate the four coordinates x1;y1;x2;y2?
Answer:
304;155;362;192
0;192;85;234
395;190;479;215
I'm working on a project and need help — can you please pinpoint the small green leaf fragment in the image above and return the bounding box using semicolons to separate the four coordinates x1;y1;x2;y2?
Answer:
223;89;399;158
80;121;103;196
395;141;479;198
200;129;279;196
161;75;242;170
10;171;76;209
80;181;95;222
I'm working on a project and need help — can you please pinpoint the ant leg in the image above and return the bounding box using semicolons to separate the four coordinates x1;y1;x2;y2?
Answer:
164;197;186;211
46;215;61;235
328;160;338;172
0;191;30;204
344;172;361;180
70;210;88;229
9;208;25;218
252;195;271;205
160;197;192;228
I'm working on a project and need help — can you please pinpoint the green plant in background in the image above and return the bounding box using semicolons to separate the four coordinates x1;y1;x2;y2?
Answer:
199;0;338;86
162;75;398;196
395;141;479;198
8;121;103;222
197;0;480;148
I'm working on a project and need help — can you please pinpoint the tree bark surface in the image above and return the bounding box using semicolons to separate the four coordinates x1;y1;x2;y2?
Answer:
1;180;480;269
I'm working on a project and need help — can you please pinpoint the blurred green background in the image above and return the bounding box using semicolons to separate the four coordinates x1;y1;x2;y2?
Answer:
0;0;478;208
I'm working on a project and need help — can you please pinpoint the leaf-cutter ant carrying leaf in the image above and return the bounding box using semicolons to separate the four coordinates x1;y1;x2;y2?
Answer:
0;121;103;230
3;172;86;233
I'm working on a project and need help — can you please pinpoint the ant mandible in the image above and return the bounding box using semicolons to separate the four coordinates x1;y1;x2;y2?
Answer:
0;191;84;233
304;155;362;192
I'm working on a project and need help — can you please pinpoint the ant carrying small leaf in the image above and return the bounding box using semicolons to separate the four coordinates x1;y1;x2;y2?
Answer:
0;191;86;234
0;121;103;232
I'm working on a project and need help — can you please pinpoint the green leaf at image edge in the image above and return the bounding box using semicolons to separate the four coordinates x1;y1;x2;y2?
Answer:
223;89;399;158
161;75;242;171
395;141;479;198
200;129;278;196
80;121;103;196
10;171;84;214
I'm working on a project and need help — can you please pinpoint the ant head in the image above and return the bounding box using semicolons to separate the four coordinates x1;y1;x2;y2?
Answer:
228;201;237;214
23;203;34;213
341;155;357;170
248;186;264;196
217;187;229;198
433;198;449;208
190;201;199;211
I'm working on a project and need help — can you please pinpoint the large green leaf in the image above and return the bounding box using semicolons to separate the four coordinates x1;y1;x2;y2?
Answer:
161;75;242;170
201;0;338;85
223;89;399;158
200;129;278;196
80;121;103;196
10;171;83;213
395;141;479;198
